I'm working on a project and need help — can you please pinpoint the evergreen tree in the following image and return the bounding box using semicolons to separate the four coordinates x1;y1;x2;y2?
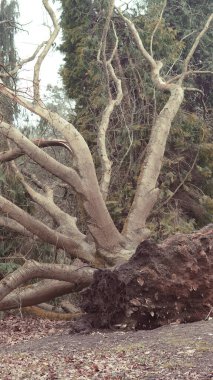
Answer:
0;0;21;274
0;0;19;123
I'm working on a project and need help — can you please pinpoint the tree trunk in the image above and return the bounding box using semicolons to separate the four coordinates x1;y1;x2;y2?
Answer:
74;225;213;331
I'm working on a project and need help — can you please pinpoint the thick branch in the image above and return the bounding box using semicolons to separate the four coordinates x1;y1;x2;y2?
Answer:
119;13;185;247
0;279;85;311
0;260;94;302
0;97;123;252
122;86;184;246
0;216;33;237
0;4;123;252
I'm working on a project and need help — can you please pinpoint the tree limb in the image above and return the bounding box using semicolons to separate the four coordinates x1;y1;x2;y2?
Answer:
97;18;123;200
0;195;96;263
0;138;73;163
33;0;60;103
0;279;87;311
0;42;47;79
180;13;213;81
0;121;83;193
0;260;94;302
168;70;213;84
10;160;89;245
150;0;167;58
0;216;33;237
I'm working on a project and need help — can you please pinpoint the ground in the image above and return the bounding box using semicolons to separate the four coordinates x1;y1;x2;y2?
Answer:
0;314;212;379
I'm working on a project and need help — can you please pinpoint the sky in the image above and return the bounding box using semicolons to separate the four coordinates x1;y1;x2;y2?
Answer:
15;0;127;97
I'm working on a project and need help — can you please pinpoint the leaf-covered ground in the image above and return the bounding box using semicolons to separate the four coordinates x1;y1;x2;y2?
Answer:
0;314;212;379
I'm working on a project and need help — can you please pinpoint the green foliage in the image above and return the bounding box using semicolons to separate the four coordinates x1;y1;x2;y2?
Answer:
0;0;19;88
0;167;31;211
0;262;20;275
147;208;196;241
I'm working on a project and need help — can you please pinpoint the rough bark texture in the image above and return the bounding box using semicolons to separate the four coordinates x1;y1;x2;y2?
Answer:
73;225;212;331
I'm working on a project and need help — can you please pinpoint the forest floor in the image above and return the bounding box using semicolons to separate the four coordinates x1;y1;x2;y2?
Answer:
0;314;212;380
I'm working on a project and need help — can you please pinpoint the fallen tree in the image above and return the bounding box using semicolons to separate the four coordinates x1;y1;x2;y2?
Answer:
0;0;212;327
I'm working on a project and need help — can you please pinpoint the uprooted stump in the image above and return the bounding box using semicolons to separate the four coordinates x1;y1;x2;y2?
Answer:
71;225;213;332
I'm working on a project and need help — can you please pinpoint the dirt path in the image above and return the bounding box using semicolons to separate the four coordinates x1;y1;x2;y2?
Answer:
0;315;212;379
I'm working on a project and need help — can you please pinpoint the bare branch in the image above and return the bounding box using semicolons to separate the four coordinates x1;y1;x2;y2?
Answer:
0;91;123;252
0;42;47;79
33;0;60;103
118;10;155;69
97;0;115;64
150;0;167;58
98;21;123;200
0;138;72;162
181;13;213;81
119;10;170;92
168;70;213;84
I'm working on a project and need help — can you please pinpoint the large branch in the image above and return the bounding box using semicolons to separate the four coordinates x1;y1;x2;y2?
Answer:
122;86;184;246
0;279;85;311
119;11;213;248
0;195;96;263
119;12;184;247
0;216;33;237
0;260;94;302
